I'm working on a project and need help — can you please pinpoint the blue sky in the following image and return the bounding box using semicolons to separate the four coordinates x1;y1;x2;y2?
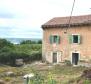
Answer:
0;0;91;38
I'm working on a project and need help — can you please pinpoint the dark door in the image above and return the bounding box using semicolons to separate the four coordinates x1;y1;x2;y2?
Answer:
72;53;79;65
53;52;57;63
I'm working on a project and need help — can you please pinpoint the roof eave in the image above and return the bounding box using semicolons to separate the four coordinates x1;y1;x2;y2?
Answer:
42;23;91;29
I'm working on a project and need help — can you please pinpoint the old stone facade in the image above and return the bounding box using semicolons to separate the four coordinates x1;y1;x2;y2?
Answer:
42;15;91;65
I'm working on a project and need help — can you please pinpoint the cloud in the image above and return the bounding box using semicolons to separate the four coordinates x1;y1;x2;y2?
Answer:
0;27;14;38
9;32;42;38
0;12;14;18
0;18;14;27
0;26;42;38
9;27;42;38
0;0;91;38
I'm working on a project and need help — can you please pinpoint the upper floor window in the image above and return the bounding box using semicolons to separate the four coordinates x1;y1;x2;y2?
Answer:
49;35;60;44
69;34;81;44
73;35;79;43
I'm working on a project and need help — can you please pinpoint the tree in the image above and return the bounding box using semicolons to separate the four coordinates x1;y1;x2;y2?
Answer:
20;40;37;44
37;40;42;44
0;38;13;49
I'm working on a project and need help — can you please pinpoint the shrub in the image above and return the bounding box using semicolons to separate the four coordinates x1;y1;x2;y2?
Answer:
29;51;42;62
20;40;37;44
37;40;42;44
0;50;42;66
0;38;13;49
64;60;72;66
0;40;42;66
26;72;57;84
47;72;57;84
4;77;12;82
83;79;91;84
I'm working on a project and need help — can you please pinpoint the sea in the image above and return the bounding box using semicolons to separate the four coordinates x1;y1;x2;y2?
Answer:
3;38;41;44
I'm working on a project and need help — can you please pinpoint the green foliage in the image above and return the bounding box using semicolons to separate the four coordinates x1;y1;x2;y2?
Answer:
31;73;44;84
26;72;57;84
0;38;13;49
13;44;42;64
83;79;91;84
4;77;12;82
20;40;42;44
0;39;42;66
0;63;88;84
0;51;42;66
37;40;42;44
0;39;14;64
64;60;72;66
52;65;86;76
47;72;57;84
20;40;35;44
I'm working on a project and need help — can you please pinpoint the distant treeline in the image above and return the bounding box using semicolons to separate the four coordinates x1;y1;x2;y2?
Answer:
5;38;42;44
20;40;42;44
0;38;42;66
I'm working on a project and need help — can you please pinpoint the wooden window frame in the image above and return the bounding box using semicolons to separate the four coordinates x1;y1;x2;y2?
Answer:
49;35;60;44
72;34;80;44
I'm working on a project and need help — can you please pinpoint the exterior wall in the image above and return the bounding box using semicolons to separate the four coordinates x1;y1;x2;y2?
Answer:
42;26;91;63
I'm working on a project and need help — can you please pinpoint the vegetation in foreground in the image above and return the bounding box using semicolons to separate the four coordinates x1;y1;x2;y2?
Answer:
0;64;90;84
0;38;91;84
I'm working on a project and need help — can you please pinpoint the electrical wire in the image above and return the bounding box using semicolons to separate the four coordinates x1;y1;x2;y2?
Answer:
65;0;76;32
64;0;76;63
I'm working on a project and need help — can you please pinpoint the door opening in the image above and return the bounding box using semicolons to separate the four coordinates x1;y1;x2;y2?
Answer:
53;52;57;63
72;53;79;65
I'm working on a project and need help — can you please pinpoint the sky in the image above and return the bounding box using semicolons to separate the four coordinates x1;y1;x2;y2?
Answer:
0;0;91;38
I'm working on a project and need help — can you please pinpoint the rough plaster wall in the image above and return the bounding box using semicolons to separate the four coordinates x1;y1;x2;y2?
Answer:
42;26;91;62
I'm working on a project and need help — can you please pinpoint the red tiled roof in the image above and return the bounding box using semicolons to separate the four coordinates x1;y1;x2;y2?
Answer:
42;14;91;28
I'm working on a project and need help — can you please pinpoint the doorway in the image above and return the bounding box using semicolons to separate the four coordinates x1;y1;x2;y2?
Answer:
72;53;79;65
53;52;57;63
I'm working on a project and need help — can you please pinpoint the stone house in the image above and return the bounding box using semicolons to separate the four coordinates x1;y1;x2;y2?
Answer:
41;14;91;65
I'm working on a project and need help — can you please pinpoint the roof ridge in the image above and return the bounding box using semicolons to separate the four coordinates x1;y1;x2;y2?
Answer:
53;14;91;18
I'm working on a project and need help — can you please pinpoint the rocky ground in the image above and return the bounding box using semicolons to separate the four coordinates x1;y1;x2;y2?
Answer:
0;62;90;84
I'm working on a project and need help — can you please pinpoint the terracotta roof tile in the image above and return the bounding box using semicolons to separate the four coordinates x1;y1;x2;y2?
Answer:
42;14;91;28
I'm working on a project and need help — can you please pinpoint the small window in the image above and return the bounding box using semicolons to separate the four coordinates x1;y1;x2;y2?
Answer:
73;35;78;43
49;35;60;44
54;35;58;43
69;34;81;44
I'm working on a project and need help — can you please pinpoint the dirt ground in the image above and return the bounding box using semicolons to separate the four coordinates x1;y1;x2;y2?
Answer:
0;62;89;84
